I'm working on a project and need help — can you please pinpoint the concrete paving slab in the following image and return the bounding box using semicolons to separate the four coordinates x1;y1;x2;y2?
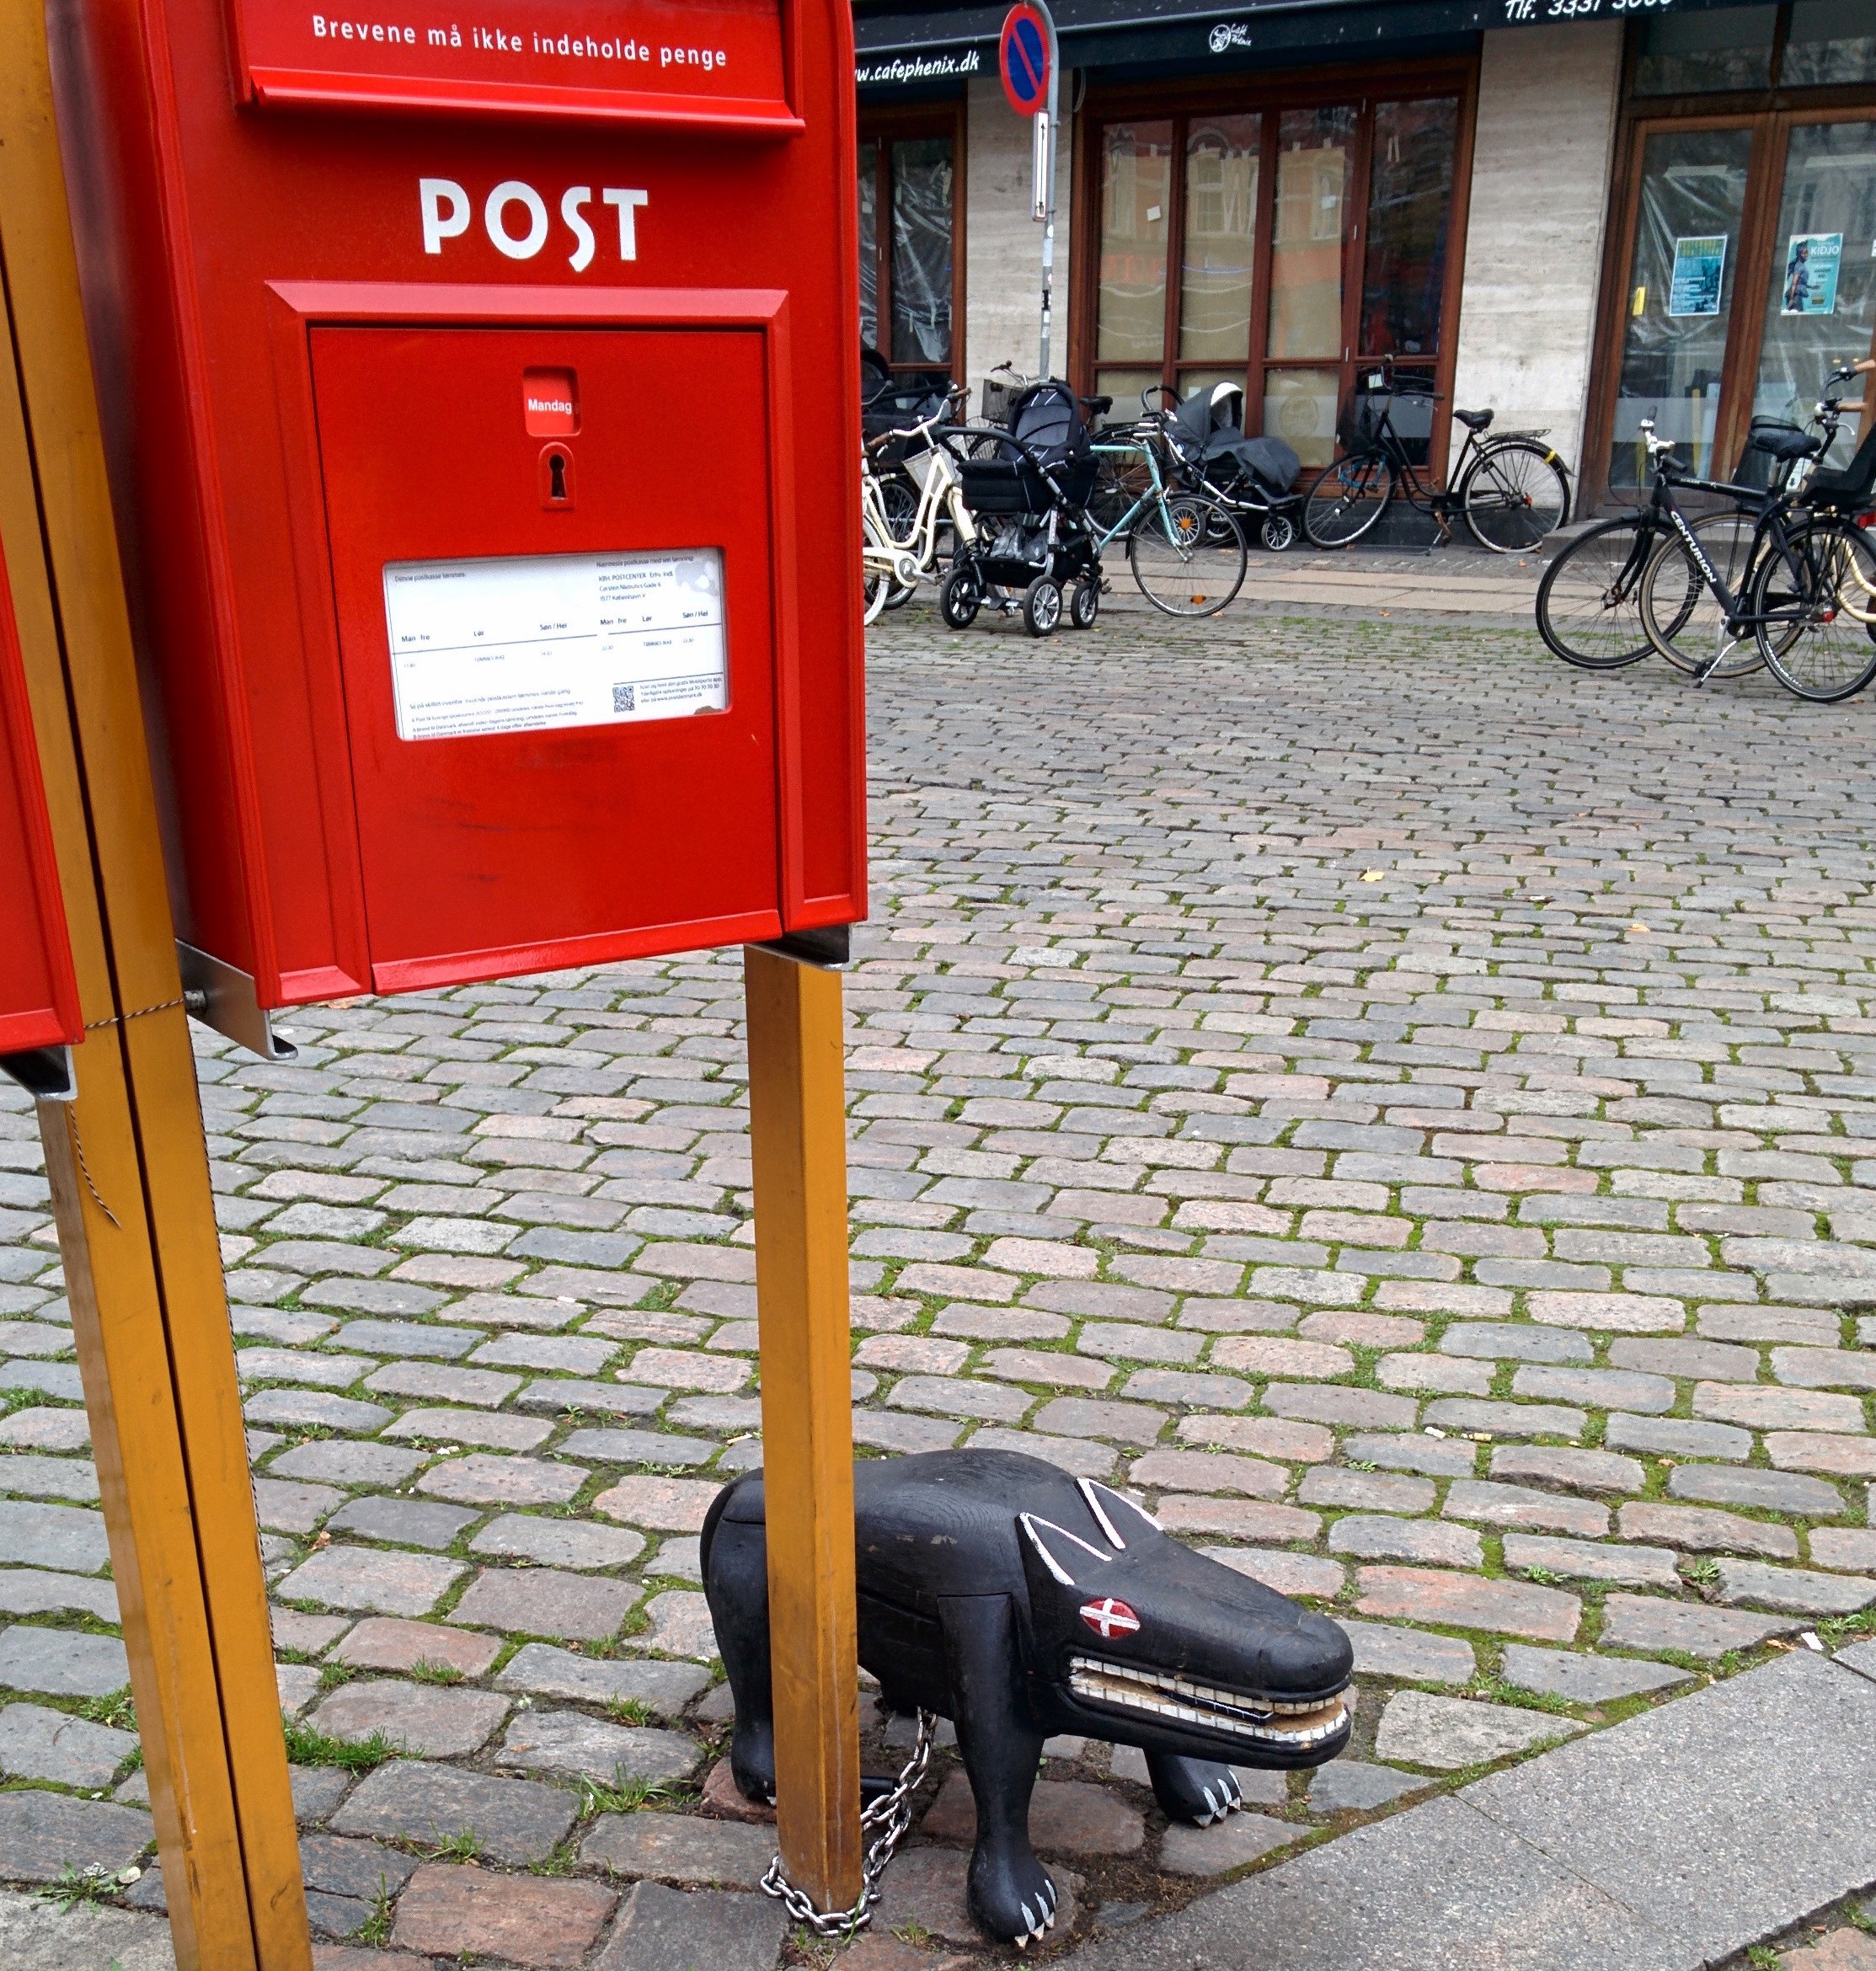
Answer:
1464;1652;1876;1963
1058;1795;1685;1971
1059;1652;1876;1971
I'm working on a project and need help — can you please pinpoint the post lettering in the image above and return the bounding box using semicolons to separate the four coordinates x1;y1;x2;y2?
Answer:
485;179;549;259
561;186;596;274
602;188;649;261
418;177;470;254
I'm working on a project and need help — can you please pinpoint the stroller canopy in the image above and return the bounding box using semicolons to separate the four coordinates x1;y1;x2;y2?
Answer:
1008;380;1089;469
1170;382;1299;499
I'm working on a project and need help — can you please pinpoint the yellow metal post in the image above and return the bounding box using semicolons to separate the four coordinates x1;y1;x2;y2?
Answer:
0;4;313;1965
743;943;863;1911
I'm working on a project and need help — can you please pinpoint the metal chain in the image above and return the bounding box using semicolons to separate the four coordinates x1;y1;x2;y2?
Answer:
760;1708;938;1937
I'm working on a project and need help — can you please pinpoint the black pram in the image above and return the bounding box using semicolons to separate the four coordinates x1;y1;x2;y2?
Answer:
1165;382;1304;551
940;380;1104;637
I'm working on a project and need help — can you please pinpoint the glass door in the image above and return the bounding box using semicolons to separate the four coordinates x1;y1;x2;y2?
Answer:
1750;117;1876;470
1606;124;1754;490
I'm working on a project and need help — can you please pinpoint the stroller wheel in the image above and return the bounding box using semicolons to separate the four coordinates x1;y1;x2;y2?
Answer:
1069;577;1100;630
1262;513;1296;553
1023;576;1063;637
939;564;981;630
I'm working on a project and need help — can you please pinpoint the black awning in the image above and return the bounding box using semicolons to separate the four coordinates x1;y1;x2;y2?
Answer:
854;0;1776;85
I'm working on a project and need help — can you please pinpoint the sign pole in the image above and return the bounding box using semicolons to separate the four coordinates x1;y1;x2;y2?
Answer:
1002;1;1061;379
1038;3;1060;379
0;7;313;1967
743;943;862;1911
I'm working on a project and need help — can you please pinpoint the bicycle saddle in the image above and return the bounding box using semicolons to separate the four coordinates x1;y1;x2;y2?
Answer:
1453;408;1494;432
1760;426;1822;462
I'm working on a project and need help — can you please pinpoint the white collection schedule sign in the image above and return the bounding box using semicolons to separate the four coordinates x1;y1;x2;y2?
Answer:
382;548;727;741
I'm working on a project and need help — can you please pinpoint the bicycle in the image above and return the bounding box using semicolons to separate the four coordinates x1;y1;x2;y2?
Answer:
1302;361;1571;553
860;387;974;622
1533;362;1876;693
1632;377;1863;680
1084;409;1248;617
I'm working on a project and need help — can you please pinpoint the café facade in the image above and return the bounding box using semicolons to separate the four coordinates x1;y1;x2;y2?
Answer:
852;0;1876;502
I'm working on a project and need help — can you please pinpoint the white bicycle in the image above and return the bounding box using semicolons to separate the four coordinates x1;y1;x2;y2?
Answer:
862;386;975;624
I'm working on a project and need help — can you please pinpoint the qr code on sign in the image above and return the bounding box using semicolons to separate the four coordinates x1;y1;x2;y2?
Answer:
612;684;636;713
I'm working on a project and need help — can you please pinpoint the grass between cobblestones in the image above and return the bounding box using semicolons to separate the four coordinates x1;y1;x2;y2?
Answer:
0;602;1873;1961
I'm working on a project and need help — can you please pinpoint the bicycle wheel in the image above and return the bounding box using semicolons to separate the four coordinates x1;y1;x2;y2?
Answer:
1636;510;1766;679
1126;495;1248;617
1462;440;1571;553
880;478;918;544
1753;520;1876;702
1533;516;1654;669
1303;453;1394;548
863;567;890;626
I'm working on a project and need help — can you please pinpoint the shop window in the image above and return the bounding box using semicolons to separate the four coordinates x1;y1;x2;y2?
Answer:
1085;83;1470;473
858;123;960;377
1633;8;1777;95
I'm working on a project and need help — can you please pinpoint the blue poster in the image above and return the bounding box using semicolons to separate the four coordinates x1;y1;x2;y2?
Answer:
1782;232;1841;316
1668;235;1726;318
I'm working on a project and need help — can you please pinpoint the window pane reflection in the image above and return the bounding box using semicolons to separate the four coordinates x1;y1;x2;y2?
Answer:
1633;8;1777;94
1268;107;1355;361
1781;0;1876;86
1606;126;1752;489
1264;367;1340;467
1360;99;1457;356
1179;115;1260;363
1751;120;1876;473
890;137;954;367
858;142;879;353
1097;121;1173;363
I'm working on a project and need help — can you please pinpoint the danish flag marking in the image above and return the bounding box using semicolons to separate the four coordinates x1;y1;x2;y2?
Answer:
1079;1597;1141;1639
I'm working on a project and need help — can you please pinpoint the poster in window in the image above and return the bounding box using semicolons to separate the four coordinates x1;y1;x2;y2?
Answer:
1781;232;1841;316
1667;235;1726;318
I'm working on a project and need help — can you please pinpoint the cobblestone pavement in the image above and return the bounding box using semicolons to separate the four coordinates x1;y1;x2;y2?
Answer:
2;599;1874;1968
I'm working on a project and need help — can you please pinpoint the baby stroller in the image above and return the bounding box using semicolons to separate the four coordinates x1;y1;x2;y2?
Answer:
1163;382;1304;550
939;380;1103;636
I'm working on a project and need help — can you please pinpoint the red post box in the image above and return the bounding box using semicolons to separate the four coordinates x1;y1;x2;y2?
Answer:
0;533;82;1084
50;0;865;1028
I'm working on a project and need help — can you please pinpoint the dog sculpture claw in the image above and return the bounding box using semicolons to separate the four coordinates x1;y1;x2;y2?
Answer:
703;1450;1353;1947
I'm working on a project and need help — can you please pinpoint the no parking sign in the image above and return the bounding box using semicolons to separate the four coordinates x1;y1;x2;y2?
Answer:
1000;3;1050;117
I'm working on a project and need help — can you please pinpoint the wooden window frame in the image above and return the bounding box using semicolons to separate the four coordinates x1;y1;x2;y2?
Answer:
1580;18;1876;508
858;102;968;381
1070;56;1478;483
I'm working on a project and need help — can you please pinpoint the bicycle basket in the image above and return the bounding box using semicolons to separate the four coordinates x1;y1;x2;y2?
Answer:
1337;389;1386;454
980;365;1034;429
1387;381;1436;466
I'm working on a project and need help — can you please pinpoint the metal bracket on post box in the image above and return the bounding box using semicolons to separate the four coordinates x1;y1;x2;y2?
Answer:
756;925;852;969
0;1045;76;1100
176;943;298;1061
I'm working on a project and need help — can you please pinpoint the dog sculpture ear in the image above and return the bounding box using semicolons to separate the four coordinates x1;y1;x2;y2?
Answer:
1076;1478;1162;1549
1019;1512;1113;1587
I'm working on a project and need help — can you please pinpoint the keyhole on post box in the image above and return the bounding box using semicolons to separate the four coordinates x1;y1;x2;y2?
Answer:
538;444;575;509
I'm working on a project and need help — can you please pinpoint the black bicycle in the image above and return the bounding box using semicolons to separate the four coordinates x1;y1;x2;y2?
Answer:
1536;360;1876;697
1302;362;1572;553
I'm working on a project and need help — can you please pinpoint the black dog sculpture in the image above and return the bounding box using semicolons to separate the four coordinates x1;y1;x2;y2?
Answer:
702;1448;1353;1947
